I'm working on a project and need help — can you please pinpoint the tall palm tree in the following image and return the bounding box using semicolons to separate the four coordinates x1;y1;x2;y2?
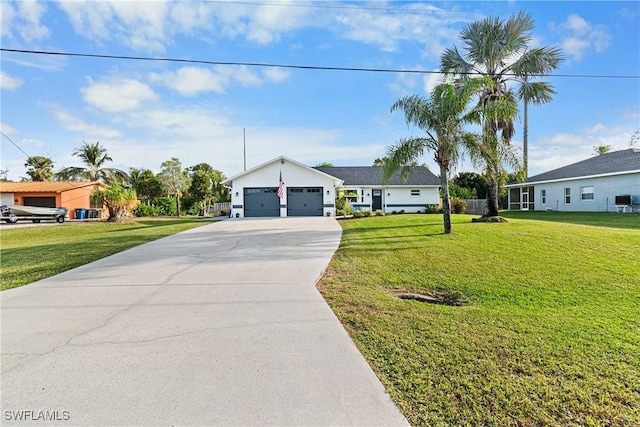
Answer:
56;141;127;183
24;155;54;181
441;11;563;214
384;78;487;234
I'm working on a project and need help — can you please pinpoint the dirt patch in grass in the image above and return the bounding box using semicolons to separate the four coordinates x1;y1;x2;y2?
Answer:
393;290;469;306
472;216;508;223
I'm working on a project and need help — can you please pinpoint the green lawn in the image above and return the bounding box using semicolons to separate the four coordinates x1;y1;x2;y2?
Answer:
317;213;640;426
0;218;210;291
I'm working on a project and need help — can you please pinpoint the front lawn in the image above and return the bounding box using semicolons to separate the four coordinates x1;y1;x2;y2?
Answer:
0;218;210;291
317;213;640;426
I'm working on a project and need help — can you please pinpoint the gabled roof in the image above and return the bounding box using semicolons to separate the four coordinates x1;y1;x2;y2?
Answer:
0;181;103;193
314;166;440;186
221;156;344;186
522;148;640;184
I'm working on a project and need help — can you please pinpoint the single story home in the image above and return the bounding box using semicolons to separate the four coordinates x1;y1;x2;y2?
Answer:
506;148;640;212
0;181;107;219
222;156;441;217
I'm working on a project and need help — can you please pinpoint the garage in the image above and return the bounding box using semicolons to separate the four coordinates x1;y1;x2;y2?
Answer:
287;187;323;216
244;188;280;217
23;196;56;208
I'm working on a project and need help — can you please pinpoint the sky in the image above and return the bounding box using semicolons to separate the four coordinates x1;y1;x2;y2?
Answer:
1;0;639;182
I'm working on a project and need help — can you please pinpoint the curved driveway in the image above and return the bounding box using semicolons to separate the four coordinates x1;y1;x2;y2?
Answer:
1;217;408;426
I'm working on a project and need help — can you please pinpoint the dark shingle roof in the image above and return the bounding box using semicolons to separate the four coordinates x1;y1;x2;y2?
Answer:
313;166;440;186
526;148;640;183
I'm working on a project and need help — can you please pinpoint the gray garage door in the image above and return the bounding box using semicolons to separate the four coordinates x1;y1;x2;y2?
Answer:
244;188;280;217
287;187;323;216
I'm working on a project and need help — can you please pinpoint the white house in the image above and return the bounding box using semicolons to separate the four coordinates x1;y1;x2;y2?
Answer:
314;165;440;214
507;148;640;213
222;156;441;217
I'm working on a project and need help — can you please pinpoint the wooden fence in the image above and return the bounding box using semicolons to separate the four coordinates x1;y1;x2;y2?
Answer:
465;199;486;215
208;202;232;216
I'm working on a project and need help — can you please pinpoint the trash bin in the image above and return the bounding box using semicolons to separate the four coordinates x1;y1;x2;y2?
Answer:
74;208;86;220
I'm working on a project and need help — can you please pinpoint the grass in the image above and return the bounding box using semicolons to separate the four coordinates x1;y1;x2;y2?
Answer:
0;217;210;291
317;213;640;426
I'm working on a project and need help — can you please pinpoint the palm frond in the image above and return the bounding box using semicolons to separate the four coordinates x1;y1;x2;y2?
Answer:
382;137;428;183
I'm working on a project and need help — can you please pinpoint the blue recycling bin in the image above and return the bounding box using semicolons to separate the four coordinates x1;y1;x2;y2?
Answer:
75;208;86;220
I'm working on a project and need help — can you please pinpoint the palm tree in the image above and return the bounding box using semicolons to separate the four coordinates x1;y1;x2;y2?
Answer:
441;11;563;214
56;141;127;183
384;78;487;234
24;155;54;181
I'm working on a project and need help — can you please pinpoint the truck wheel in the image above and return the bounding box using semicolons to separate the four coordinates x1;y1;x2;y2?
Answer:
9;216;18;223
57;216;65;223
33;219;41;223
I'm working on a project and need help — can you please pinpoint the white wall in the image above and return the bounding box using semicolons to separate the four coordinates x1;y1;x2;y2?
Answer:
229;159;337;217
1;193;14;206
534;173;640;212
339;185;439;213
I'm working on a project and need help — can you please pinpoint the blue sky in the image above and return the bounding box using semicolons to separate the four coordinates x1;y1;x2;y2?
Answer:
1;1;638;181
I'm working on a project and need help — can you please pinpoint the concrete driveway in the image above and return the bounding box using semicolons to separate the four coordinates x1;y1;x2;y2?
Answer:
1;217;408;426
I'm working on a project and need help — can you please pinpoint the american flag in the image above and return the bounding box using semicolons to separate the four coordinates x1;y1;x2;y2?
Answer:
277;171;284;198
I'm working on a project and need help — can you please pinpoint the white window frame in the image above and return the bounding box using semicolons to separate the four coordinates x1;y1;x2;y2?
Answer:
541;189;546;205
565;187;571;204
580;186;594;201
410;189;420;197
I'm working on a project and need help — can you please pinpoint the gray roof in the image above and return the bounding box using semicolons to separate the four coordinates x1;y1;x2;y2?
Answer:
526;148;640;183
313;166;440;186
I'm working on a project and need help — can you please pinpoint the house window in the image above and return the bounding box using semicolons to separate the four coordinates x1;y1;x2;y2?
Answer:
581;186;594;200
541;189;546;205
411;189;420;197
565;187;571;204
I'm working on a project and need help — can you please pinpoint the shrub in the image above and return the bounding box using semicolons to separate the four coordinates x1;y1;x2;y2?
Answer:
345;205;352;215
450;198;468;214
375;209;385;216
391;210;398;215
426;204;442;214
134;203;159;217
336;209;345;216
353;210;365;218
155;197;177;216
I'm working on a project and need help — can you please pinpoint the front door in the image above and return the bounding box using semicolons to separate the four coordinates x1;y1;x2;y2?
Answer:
521;188;529;211
372;190;382;211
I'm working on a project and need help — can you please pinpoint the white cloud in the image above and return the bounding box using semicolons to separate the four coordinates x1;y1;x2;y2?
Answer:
0;123;17;135
150;65;280;96
0;2;16;38
47;106;121;138
556;14;611;61
1;0;49;41
528;126;633;175
149;67;228;96
82;78;158;113
263;67;291;83
0;71;23;90
335;5;474;57
57;0;169;52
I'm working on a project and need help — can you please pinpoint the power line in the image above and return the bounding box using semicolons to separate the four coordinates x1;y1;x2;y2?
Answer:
1;130;31;159
2;48;639;79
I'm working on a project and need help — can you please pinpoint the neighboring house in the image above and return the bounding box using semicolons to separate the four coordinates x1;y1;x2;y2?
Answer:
222;155;440;218
506;148;640;213
0;181;106;219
